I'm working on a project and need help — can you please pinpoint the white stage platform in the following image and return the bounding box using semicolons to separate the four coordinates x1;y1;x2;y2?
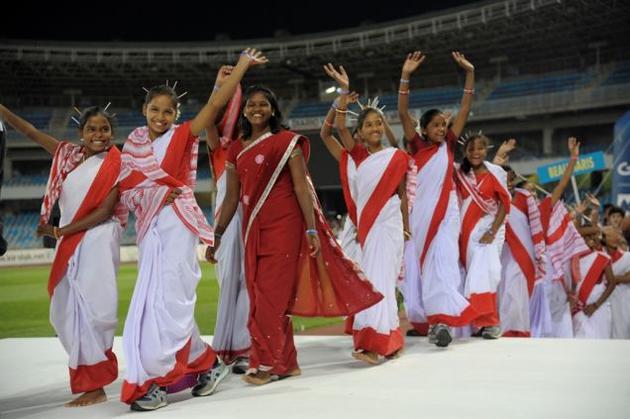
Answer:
1;336;629;418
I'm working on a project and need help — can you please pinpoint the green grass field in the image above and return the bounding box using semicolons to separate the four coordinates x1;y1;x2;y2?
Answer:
0;263;342;338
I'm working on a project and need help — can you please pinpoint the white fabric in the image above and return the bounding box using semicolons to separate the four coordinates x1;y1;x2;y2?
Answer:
50;154;121;369
499;246;531;334
339;215;362;263
573;283;612;339
499;204;533;335
211;171;250;360
610;252;630;339
353;148;403;335
529;280;554;337
544;259;574;338
461;208;505;298
123;133;210;387
403;141;469;325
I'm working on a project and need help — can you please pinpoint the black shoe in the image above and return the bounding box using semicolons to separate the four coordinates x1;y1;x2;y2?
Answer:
434;324;452;348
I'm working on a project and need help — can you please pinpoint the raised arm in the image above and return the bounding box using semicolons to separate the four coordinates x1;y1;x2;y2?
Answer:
323;63;355;151
398;51;425;142
493;138;517;165
450;51;475;138
0;104;59;155
551;137;580;205
382;114;398;148
191;49;268;137
206;65;234;152
320;92;359;161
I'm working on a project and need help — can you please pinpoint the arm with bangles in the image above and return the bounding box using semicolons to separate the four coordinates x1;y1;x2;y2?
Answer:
582;265;617;317
191;49;267;137
205;165;241;262
288;147;321;257
37;187;119;239
449;51;475;138
323;64;355;152
551;137;580;206
206;65;234;152
0;104;59;155
479;202;507;244
398;51;425;153
320;92;360;162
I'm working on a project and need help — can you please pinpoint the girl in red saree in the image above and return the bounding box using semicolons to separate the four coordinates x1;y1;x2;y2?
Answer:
207;84;382;385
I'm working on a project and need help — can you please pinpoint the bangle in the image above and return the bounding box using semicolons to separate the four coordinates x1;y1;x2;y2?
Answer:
306;229;317;236
212;84;220;92
570;156;578;161
339;88;349;95
400;78;410;84
323;120;334;127
487;229;495;237
403;230;412;239
214;232;223;240
53;227;61;240
463;88;475;95
335;108;348;114
398;90;409;95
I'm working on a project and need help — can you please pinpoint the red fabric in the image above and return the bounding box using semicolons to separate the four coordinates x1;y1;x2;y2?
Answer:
119;122;195;192
69;348;118;394
610;249;624;264
427;304;478;327
469;292;499;327
409;322;430;336
574;251;611;306
357;149;409;247
230;130;383;374
502;330;531;338
506;224;537;296
121;340;216;404
352;327;404;357
458;170;509;267
210;145;229;181
348;143;370;167
418;138;455;269
48;146;121;296
339;150;357;226
409;130;457;169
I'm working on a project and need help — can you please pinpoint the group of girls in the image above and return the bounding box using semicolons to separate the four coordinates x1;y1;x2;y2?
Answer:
3;45;629;413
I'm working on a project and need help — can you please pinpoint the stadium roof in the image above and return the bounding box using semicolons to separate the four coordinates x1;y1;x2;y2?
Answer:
2;0;629;107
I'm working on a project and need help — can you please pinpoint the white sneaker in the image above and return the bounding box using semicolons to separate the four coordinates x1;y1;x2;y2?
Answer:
191;360;232;397
130;384;167;411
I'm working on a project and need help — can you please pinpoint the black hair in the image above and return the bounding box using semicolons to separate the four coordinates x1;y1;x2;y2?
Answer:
460;134;490;174
355;107;383;134
501;165;513;173
239;85;289;139
419;108;443;141
143;84;181;119
609;206;626;218
78;106;115;135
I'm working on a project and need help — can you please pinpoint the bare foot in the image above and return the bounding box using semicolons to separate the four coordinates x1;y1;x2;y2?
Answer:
64;388;107;407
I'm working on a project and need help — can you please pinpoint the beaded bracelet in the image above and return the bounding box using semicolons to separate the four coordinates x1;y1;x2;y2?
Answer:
306;229;318;236
400;78;410;84
463;88;475;95
398;90;409;95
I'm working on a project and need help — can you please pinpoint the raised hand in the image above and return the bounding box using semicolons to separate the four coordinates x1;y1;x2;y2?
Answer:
498;138;517;155
585;193;601;208
452;51;474;72
347;91;360;104
238;48;269;67
568;136;580;159
402;51;426;75
323;63;349;89
214;65;234;87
